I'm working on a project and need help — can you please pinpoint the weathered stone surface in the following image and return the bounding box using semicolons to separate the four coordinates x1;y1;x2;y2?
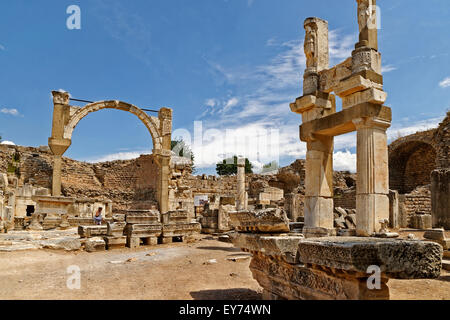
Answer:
297;237;442;279
78;225;107;238
431;169;450;229
106;221;126;237
84;237;106;252
424;228;446;241
230;232;304;263
103;236;126;249
125;223;162;237
250;252;389;300
125;211;160;224
41;237;81;251
162;222;201;237
410;214;432;230
229;208;290;233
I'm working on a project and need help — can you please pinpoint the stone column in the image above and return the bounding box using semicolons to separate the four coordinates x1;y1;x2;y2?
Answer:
157;108;172;215
159;155;170;214
52;155;62;196
48;91;72;197
354;117;390;236
303;136;335;237
236;157;246;211
431;169;450;229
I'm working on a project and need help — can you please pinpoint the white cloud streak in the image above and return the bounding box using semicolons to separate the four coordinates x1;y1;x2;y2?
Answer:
439;77;450;88
0;108;20;116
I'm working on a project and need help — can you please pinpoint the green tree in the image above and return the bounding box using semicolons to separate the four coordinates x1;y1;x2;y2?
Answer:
171;138;196;173
261;160;279;173
216;156;253;176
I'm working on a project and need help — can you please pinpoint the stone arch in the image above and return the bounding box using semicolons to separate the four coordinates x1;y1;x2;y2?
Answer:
389;133;437;194
49;91;172;214
64;100;163;151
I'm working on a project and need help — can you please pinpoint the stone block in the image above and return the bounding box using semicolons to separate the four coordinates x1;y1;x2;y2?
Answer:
334;75;382;98
162;222;201;238
356;194;389;236
230;232;304;264
124;223;162;238
84;237;106;252
304;197;334;230
229;208;290;233
125;211;160;224
107;222;126;237
297;237;442;279
342;88;386;109
78;225;108;238
424;229;445;241
410;214;432;230
250;252;389;300
103;236;127;250
431;169;450;229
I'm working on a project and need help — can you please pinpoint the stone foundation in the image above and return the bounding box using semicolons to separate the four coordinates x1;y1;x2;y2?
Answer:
231;232;443;300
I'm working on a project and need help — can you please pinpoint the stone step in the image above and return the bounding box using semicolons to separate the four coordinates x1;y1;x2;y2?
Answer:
443;259;450;272
443;250;450;259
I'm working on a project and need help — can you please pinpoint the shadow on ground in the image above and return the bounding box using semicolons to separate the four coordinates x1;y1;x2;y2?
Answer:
439;274;450;283
196;246;241;252
190;288;262;300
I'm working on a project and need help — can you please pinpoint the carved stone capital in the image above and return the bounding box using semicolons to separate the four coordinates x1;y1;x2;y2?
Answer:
52;91;70;105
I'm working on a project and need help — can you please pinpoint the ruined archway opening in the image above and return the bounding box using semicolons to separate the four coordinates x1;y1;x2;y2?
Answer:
389;142;437;194
61;109;160;216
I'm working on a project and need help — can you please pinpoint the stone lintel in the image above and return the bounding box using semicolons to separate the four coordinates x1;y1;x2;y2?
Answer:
334;74;382;98
230;232;304;263
300;103;391;141
342;88;387;110
290;94;332;114
297;237;443;279
31;195;75;204
229;208;290;233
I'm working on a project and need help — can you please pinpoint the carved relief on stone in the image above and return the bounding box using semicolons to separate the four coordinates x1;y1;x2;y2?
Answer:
357;0;377;31
304;24;317;70
52;91;70;105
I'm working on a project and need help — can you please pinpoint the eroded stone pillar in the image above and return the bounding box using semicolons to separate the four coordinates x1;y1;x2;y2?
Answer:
236;157;246;210
156;154;170;214
303;136;335;237
48;91;72;197
354;117;390;236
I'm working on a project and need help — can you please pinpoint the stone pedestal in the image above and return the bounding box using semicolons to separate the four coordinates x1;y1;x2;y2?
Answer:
27;213;43;231
32;195;75;230
303;137;335;237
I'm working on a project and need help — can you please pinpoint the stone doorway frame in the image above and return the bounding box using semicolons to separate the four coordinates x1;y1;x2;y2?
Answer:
290;0;391;237
48;91;172;214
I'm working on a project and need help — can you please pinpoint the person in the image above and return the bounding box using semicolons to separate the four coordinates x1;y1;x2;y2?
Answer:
93;207;103;225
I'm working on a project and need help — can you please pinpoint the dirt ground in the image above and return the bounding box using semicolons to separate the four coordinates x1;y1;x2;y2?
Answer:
0;235;449;300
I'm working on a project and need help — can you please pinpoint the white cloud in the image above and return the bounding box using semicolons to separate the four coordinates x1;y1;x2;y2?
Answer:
387;116;442;140
333;150;356;172
382;64;397;73
86;150;151;163
0;141;15;146
193;30;355;169
0;108;20;116
439;77;450;88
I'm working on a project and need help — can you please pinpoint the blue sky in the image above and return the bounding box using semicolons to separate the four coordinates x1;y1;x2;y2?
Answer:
0;0;449;175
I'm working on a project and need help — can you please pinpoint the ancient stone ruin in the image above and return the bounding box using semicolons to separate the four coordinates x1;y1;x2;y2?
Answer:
228;0;448;300
0;0;448;301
